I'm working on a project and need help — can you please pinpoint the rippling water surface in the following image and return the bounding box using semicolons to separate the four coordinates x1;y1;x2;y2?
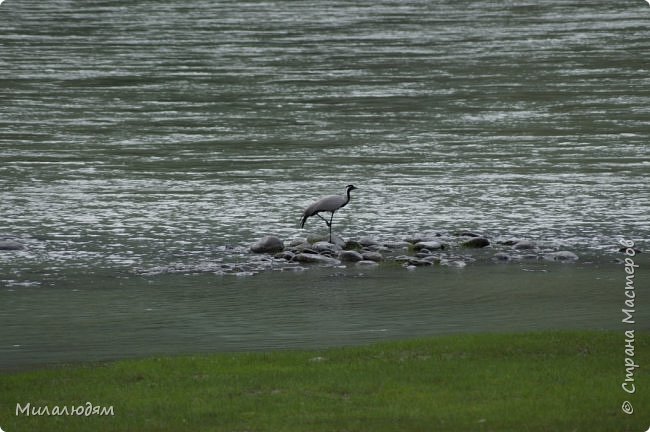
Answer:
1;0;649;367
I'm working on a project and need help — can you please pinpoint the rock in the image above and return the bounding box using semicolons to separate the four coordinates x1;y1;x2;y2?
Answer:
274;250;295;261
462;237;490;248
404;233;441;244
289;237;308;247
250;236;284;254
407;258;433;266
497;239;519;246
307;233;346;248
312;241;342;253
355;260;379;267
293;253;341;266
492;252;512;261
513;240;536;250
362;244;389;252
383;241;410;250
359;237;379;247
457;231;480;237
361;251;383;262
338;250;364;262
0;239;24;250
544;251;579;262
422;255;441;264
413;241;444;251
344;240;363;250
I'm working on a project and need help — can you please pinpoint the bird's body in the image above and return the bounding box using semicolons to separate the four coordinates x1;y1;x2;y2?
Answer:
300;185;357;242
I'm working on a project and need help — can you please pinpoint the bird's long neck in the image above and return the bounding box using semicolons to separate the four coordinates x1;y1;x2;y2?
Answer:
344;187;353;204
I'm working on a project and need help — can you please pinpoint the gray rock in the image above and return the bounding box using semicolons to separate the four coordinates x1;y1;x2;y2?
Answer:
344;240;363;250
544;251;579;262
492;252;512;261
0;239;24;251
359;236;379;247
383;241;411;250
407;258;433;266
413;241;443;251
462;237;490;248
307;233;346;248
312;241;342;253
422;255;441;264
361;251;383;262
404;233;441;244
338;250;364;262
362;244;389;252
513;240;536;250
289;237;308;247
293;253;341;266
458;231;480;237
274;250;295;261
355;260;379;267
250;236;285;253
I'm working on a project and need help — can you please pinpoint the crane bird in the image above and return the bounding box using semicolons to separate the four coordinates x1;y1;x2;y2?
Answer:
300;184;357;243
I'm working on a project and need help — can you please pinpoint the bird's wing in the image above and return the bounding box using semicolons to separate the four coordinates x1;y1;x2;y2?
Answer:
303;194;345;216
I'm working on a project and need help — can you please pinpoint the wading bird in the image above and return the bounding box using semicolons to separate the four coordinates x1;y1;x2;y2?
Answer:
300;185;357;243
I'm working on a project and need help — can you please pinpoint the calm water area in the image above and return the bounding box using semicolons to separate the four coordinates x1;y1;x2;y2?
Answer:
1;0;649;369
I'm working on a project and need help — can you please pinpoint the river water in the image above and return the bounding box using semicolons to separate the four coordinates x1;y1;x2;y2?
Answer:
1;0;649;369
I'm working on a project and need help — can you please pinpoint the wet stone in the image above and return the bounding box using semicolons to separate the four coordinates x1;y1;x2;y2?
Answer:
293;253;341;266
422;255;441;264
383;241;411;250
250;236;284;254
458;231;480;237
344;240;363;250
312;241;342;253
493;252;512;261
339;250;364;262
462;237;490;248
289;237;308;247
355;260;379;267
513;240;537;250
0;239;24;251
359;237;379;247
544;251;579;261
414;241;444;251
407;258;433;266
404;233;441;244
274;251;295;261
362;244;389;252
361;251;383;262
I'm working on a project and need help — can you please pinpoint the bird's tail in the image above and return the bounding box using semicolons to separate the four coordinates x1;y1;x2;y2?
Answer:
300;214;307;228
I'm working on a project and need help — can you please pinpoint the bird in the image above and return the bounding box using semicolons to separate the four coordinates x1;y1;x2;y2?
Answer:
300;185;357;243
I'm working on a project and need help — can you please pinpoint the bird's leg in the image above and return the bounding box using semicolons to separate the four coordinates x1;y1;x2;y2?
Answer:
328;212;335;243
316;214;331;227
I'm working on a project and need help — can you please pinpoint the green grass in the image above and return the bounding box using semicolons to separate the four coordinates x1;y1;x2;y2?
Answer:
1;331;648;431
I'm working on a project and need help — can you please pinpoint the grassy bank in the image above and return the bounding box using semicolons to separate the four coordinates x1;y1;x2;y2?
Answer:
1;331;648;431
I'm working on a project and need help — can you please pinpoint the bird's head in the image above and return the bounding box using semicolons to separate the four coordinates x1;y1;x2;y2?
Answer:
346;184;357;192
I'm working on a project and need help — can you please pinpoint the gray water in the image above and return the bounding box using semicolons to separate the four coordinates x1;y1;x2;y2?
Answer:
1;0;649;369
